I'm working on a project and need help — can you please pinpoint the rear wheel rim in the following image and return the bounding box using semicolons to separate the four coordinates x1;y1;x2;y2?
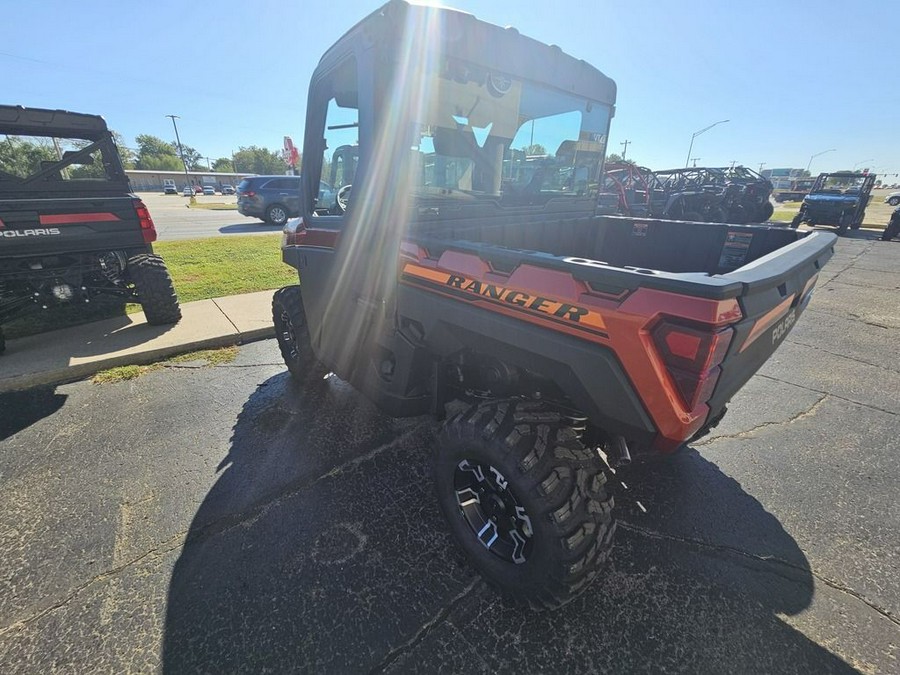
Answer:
279;309;299;361
454;459;533;564
271;207;286;223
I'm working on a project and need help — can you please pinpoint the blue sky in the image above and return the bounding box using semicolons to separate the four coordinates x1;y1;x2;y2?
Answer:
4;0;898;176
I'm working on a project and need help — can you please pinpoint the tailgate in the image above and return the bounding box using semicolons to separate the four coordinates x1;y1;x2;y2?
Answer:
708;230;836;414
0;195;145;256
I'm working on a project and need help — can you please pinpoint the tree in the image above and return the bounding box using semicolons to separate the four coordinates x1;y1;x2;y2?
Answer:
232;145;285;175
179;144;204;171
521;143;547;156
212;157;234;172
605;153;635;165
0;136;56;179
134;134;183;171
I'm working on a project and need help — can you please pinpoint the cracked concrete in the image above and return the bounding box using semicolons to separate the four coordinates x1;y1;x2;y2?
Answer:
2;234;900;673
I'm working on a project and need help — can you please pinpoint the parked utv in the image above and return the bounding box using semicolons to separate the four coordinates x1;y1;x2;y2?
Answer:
273;0;836;609
0;105;181;353
720;165;774;222
600;163;667;217
653;167;731;222
791;171;876;235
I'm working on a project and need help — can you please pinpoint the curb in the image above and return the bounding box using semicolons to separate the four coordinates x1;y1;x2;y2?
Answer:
0;326;274;393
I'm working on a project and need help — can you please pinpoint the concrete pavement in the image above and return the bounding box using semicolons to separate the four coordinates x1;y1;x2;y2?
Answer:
0;290;275;393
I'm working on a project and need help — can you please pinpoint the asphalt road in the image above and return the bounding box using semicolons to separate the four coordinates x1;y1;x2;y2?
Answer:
1;233;899;673
138;192;283;241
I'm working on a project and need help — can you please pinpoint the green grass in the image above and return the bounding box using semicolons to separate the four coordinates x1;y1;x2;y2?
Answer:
91;364;156;384
148;234;296;305
166;346;238;366
91;346;240;384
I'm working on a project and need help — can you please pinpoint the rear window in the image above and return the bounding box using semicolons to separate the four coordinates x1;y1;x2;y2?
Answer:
237;179;252;192
0;133;121;190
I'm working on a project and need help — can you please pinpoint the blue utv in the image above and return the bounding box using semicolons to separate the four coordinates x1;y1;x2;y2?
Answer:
790;171;876;235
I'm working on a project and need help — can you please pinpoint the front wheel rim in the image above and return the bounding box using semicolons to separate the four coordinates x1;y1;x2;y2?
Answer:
454;459;533;564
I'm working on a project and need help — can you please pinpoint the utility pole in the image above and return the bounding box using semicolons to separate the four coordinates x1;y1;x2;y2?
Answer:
691;157;700;167
206;156;213;171
758;162;766;173
729;160;737;170
165;114;193;202
620;139;630;161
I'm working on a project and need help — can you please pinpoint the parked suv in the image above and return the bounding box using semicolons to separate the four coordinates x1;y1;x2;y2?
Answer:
237;175;302;225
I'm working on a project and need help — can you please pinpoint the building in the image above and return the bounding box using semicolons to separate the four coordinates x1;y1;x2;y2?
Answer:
124;169;254;192
761;168;806;190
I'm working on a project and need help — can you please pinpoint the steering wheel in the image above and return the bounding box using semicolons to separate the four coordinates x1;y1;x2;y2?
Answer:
336;184;352;213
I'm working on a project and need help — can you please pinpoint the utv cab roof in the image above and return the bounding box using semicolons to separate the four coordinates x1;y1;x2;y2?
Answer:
0;104;111;140
317;0;617;107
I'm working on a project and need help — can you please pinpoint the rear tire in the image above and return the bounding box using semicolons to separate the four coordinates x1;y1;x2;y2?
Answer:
433;399;615;610
127;254;182;325
272;286;327;382
758;201;774;221
266;204;289;226
882;219;900;241
888;197;900;206
790;213;803;229
837;215;849;236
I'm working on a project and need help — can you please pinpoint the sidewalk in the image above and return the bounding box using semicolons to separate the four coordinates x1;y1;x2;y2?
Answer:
0;290;275;393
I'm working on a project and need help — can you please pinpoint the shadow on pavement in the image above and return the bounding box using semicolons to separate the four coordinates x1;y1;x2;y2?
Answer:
161;378;856;673
0;386;67;441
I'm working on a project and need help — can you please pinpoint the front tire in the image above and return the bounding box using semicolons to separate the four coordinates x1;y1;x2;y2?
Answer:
888;197;900;206
790;212;804;229
127;254;181;325
434;399;615;609
266;204;289;226
272;286;327;382
882;218;900;241
758;201;774;221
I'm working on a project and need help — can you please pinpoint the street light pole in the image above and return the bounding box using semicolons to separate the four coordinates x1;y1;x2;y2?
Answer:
165;114;192;198
685;119;729;168
853;158;873;170
806;148;836;173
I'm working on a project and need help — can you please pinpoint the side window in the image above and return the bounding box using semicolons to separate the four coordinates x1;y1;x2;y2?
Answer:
314;57;359;216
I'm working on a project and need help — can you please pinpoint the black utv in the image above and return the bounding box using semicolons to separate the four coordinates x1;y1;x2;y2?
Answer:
0;105;180;353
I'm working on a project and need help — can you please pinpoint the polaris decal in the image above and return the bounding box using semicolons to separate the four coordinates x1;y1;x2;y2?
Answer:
771;310;796;344
0;228;62;238
401;263;608;336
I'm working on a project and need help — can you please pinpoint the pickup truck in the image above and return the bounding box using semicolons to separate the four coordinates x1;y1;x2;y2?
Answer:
273;0;836;609
0;105;180;353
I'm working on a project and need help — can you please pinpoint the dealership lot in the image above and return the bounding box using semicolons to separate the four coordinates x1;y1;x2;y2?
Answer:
0;233;898;673
138;192;283;241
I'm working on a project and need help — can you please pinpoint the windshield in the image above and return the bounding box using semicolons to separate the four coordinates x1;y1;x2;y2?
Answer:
817;174;869;194
407;58;611;204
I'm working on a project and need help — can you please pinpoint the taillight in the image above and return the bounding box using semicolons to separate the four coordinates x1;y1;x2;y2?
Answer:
132;198;157;243
241;190;256;198
281;217;305;247
653;320;734;410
